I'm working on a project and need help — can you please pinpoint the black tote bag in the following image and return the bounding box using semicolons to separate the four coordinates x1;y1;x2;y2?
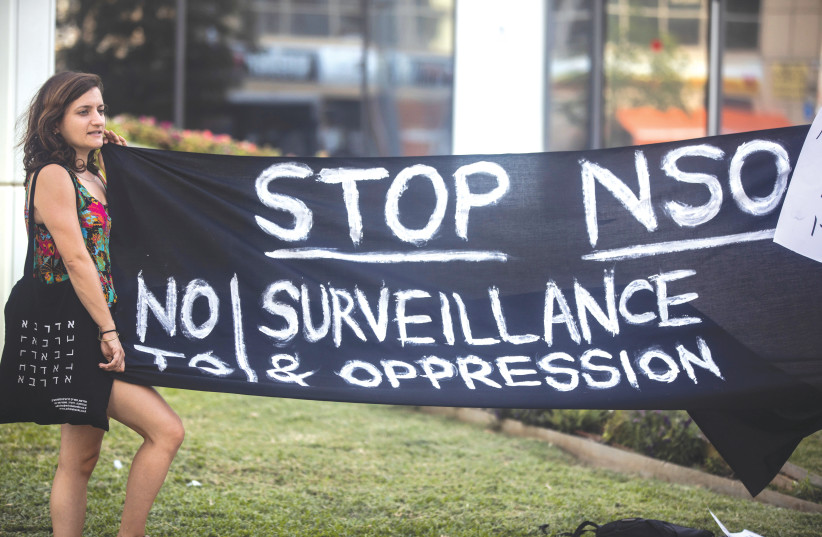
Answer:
0;165;112;430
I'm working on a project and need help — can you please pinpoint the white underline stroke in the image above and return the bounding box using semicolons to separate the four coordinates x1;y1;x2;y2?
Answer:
582;229;776;262
265;249;508;263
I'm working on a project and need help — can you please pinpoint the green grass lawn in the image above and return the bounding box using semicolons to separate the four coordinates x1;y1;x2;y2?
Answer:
1;389;820;536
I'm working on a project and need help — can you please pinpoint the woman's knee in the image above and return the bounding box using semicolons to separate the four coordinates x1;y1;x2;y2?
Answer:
58;444;101;478
164;413;185;452
58;425;104;478
108;382;184;453
149;410;185;455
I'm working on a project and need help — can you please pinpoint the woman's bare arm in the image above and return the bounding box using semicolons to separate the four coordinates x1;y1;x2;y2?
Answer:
32;164;124;371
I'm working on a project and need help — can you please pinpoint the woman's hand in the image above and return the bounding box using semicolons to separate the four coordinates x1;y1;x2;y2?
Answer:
100;338;126;372
103;129;127;146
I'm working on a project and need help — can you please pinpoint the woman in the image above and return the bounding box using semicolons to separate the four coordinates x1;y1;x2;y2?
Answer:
21;71;185;537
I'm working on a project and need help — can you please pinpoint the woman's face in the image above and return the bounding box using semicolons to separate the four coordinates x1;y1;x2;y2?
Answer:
56;86;106;159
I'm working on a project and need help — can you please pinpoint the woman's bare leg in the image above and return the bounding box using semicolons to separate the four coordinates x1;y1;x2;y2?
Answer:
51;424;105;537
106;380;184;537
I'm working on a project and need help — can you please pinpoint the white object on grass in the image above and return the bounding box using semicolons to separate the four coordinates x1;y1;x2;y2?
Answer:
710;511;765;537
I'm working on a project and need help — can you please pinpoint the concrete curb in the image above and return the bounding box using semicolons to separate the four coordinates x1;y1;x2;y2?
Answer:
418;407;822;514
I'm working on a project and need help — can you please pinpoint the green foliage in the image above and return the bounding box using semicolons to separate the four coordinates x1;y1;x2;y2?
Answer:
604;32;692;145
793;477;822;504
499;409;734;476
703;444;735;478
496;409;610;436
109;114;280;156
1;393;821;535
602;410;707;468
606;33;690;113
57;0;247;129
789;430;822;476
498;408;822;504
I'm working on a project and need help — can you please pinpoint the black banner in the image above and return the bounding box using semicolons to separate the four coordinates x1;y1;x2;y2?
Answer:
103;126;822;495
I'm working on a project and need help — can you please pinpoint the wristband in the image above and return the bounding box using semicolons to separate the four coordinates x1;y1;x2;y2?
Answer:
98;330;119;342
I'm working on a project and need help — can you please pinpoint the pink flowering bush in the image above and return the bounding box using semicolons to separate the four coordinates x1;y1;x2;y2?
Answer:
109;115;281;156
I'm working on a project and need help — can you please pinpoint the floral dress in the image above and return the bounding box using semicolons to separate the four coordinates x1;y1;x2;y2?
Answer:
25;168;117;306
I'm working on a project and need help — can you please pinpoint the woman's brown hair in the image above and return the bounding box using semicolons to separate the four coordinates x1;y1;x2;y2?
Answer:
20;71;105;181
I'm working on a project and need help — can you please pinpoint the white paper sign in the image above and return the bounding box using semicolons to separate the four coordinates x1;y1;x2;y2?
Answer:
774;108;822;261
710;511;765;537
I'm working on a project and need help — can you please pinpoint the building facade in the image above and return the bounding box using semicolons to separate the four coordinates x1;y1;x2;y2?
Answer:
2;0;822;344
226;0;454;157
547;0;822;151
1;0;57;343
212;0;822;156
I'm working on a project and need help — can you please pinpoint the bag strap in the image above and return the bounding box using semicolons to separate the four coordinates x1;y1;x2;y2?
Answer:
560;521;599;537
24;164;80;278
541;521;600;536
24;165;47;279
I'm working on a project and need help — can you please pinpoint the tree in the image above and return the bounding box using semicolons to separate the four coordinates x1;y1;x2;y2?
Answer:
57;0;247;129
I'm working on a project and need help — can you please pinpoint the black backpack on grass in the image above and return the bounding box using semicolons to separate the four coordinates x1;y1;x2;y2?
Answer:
543;518;714;537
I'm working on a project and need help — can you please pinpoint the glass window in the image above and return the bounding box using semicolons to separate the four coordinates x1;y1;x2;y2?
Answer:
604;0;708;147
366;1;454;155
264;12;282;34
415;15;442;48
337;14;363;37
725;0;760;50
668;0;703;10
292;13;330;36
292;0;330;8
627;14;659;44
721;1;820;132
546;0;594;151
568;19;594;55
725;21;759;50
669;17;700;46
727;0;760;16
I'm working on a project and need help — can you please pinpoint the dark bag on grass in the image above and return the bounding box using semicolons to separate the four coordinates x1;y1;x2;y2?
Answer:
545;518;713;537
0;165;112;430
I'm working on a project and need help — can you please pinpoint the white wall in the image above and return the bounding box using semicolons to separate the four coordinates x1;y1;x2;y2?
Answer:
452;0;547;155
0;0;56;352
